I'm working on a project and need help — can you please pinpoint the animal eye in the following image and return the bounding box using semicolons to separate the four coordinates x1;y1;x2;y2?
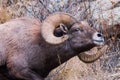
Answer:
75;28;84;32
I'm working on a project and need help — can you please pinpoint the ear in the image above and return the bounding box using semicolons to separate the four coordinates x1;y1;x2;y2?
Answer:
54;23;68;37
59;23;68;33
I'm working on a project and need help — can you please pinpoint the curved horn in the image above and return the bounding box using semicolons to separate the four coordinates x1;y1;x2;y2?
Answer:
41;13;77;45
78;45;108;63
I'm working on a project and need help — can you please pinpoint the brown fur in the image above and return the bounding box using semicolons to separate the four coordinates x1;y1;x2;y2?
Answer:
0;17;103;80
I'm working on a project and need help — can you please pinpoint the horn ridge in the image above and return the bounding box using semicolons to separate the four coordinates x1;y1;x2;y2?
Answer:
41;13;77;45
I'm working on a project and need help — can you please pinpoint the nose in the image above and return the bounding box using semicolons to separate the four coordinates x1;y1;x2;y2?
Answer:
97;33;102;37
93;32;104;45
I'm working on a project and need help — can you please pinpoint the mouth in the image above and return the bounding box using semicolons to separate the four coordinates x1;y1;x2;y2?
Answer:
93;40;104;42
93;39;104;45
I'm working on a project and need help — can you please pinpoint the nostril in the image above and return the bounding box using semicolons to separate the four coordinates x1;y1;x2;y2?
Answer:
97;33;102;37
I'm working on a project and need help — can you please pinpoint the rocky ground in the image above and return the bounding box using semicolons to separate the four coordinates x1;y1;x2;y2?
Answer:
0;0;120;80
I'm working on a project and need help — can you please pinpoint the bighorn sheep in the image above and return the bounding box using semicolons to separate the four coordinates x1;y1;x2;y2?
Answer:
0;13;104;80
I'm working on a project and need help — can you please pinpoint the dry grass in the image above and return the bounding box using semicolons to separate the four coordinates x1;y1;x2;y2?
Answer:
0;7;11;23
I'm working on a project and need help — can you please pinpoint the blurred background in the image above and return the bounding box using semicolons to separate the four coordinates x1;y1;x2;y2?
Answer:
0;0;120;80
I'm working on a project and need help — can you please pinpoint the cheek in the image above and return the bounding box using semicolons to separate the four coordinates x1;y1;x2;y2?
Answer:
70;38;85;47
70;39;95;52
70;38;93;47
